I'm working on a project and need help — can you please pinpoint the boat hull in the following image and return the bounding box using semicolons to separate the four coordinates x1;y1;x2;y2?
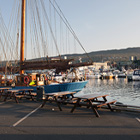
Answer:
11;80;88;93
132;75;140;81
131;70;140;81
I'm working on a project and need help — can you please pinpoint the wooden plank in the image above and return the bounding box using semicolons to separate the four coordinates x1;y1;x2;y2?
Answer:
7;90;19;93
15;95;25;98
74;94;109;100
0;88;12;90
18;89;34;91
46;91;75;96
96;100;116;108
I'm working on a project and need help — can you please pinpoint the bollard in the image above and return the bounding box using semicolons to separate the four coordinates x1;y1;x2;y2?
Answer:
36;86;45;101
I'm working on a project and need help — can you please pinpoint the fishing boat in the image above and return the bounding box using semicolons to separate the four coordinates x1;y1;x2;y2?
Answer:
0;0;92;93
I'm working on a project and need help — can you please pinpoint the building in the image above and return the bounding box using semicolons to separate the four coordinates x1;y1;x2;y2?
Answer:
88;62;110;71
129;56;137;61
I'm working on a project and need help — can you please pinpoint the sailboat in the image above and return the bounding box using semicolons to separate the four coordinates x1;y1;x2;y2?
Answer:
0;0;92;93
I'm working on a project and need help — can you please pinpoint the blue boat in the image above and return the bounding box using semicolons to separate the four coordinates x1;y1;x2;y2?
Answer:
12;80;88;93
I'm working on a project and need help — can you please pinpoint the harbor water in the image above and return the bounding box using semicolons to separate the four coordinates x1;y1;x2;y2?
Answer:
78;78;140;106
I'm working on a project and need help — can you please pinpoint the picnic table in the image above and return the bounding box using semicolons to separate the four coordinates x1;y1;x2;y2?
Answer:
4;89;35;103
41;91;76;111
0;87;12;99
71;94;116;117
18;89;36;101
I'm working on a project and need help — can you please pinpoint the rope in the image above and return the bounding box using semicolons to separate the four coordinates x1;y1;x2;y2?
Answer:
50;0;93;63
29;1;41;58
35;0;45;57
41;0;61;58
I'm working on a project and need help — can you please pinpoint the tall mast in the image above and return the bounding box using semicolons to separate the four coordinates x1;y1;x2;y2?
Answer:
20;0;26;75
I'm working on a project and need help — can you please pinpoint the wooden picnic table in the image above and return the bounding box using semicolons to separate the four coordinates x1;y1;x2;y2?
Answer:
18;89;36;101
0;87;12;99
4;88;35;103
4;89;20;103
71;93;116;117
41;91;76;111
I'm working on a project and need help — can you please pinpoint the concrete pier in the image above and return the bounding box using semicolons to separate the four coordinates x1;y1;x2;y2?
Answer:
0;99;140;140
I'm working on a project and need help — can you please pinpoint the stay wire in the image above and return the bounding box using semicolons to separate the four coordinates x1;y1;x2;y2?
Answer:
50;0;93;63
30;1;41;58
41;0;61;58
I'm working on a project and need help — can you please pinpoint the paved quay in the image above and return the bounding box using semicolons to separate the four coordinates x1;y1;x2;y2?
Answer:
0;99;140;140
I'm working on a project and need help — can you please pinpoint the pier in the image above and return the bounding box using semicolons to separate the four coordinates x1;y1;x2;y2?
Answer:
0;96;140;140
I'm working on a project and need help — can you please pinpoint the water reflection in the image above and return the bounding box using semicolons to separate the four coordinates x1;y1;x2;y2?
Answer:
78;79;140;106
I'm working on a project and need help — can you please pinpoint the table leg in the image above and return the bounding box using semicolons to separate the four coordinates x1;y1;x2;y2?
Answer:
71;98;81;113
71;94;74;98
21;91;25;95
41;96;48;108
88;100;100;117
54;96;62;111
0;89;4;98
103;96;107;102
29;90;34;101
14;92;19;103
103;96;114;112
0;90;2;99
4;92;8;102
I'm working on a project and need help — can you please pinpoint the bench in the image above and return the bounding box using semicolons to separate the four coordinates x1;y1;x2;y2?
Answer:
70;94;117;117
41;91;76;111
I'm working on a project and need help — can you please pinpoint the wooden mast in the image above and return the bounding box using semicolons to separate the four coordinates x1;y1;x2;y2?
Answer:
20;0;26;75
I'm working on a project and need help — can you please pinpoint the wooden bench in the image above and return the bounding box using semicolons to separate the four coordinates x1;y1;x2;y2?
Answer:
70;94;117;117
18;89;36;101
4;90;20;103
41;91;76;111
0;87;12;99
95;100;116;108
4;89;36;103
15;95;25;99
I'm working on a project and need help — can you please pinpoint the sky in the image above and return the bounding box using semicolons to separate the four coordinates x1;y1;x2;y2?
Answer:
1;0;140;54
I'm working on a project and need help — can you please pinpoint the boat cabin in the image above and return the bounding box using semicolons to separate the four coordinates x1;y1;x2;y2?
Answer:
15;73;46;86
133;70;140;75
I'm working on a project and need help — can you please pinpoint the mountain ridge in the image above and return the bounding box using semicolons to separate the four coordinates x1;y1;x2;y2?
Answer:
64;47;140;62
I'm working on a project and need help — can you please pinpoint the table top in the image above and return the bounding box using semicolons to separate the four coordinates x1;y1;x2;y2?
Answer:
7;89;20;93
74;93;109;100
46;91;76;97
18;89;34;91
0;87;12;90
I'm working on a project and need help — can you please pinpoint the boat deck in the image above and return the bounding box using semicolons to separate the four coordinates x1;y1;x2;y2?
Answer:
0;99;140;140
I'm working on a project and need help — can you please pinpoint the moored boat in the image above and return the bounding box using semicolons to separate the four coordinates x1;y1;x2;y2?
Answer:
118;71;126;78
126;69;134;81
12;80;88;93
0;0;90;93
132;69;140;81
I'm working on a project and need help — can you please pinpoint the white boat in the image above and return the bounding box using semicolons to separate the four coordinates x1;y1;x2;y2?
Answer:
86;73;101;79
103;72;115;79
100;71;115;79
113;70;120;78
126;69;134;81
118;72;126;78
132;70;140;81
85;69;100;79
66;68;85;81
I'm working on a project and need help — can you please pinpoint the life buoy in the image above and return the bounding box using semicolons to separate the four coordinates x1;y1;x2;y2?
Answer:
24;76;30;85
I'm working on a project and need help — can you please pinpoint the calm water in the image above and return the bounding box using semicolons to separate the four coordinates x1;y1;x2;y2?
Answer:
77;78;140;106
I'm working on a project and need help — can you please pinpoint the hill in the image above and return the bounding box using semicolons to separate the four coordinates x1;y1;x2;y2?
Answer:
65;47;140;62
